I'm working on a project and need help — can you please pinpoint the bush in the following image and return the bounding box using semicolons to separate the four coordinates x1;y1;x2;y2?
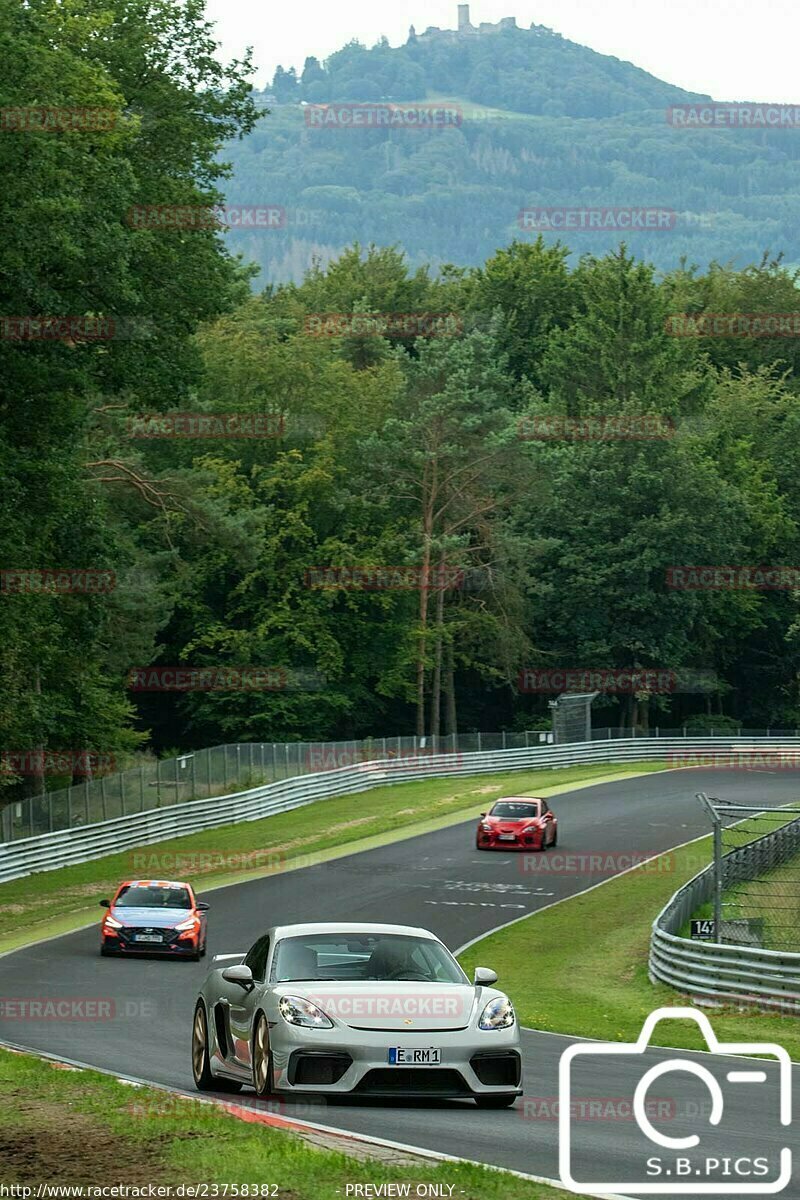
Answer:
682;714;742;734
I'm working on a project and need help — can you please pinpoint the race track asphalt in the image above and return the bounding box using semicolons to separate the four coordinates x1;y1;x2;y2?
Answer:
2;767;799;1198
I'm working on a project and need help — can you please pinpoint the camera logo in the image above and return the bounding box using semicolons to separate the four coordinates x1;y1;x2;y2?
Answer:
558;1006;791;1194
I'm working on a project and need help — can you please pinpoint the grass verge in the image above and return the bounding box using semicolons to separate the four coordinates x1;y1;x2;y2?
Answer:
681;813;800;950
0;1045;592;1198
458;835;800;1060
0;762;666;954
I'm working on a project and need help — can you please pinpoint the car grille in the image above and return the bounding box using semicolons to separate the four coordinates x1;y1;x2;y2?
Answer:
470;1051;521;1087
116;926;181;948
356;1068;470;1096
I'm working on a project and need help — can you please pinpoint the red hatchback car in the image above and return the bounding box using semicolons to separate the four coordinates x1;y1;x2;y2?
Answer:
476;797;557;851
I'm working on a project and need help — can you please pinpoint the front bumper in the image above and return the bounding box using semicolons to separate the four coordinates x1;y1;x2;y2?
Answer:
477;831;544;850
270;1024;522;1097
102;929;198;955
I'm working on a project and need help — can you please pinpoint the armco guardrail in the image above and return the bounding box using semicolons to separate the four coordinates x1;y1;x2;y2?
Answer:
4;725;797;844
0;732;557;843
3;735;800;885
650;812;800;1011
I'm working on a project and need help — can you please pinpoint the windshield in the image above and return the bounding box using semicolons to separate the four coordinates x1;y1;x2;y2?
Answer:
271;933;468;984
490;801;541;819
115;885;192;909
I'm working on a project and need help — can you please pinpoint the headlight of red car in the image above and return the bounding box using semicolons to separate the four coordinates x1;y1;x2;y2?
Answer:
174;915;201;938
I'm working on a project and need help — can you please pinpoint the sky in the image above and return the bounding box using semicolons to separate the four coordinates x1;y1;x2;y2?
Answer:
204;0;800;101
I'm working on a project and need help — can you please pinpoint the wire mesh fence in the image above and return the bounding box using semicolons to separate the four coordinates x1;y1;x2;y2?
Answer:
551;692;597;743
4;725;800;846
719;807;800;951
0;730;557;843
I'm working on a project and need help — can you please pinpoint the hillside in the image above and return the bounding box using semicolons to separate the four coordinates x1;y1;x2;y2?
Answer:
219;8;800;284
270;14;710;117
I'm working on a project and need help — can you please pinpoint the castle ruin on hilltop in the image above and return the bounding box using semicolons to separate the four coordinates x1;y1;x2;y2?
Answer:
409;5;521;42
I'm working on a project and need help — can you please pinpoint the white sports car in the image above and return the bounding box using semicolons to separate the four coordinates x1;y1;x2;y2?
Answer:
192;921;521;1107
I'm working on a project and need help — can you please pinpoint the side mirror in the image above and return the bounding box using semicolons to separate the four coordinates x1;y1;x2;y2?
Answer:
474;966;498;986
222;964;254;989
196;902;210;912
479;812;486;818
99;899;110;908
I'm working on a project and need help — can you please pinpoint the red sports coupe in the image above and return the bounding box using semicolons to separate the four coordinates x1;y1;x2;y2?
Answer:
476;797;557;851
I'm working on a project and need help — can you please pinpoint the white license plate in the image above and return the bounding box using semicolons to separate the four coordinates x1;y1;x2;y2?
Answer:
498;833;516;841
134;934;163;943
388;1047;441;1065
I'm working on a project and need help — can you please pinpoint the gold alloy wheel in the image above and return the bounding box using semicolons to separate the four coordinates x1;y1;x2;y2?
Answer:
254;1015;270;1093
192;1004;207;1083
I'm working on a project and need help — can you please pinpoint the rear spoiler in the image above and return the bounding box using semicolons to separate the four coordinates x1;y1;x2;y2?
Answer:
212;952;246;964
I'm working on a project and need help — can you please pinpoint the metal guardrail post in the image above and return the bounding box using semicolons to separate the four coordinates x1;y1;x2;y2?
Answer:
651;793;800;1008
712;810;723;940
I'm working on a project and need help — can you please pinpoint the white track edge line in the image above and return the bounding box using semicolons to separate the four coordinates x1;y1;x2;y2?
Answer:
456;817;800;1064
0;1036;635;1200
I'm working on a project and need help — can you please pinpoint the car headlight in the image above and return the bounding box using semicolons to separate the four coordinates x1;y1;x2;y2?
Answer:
480;823;492;831
103;915;123;930
174;916;200;932
279;995;334;1028
478;995;515;1030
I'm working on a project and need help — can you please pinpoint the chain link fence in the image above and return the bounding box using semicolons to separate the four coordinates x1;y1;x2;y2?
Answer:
696;794;800;952
718;808;800;951
551;692;598;743
4;724;800;846
0;731;557;843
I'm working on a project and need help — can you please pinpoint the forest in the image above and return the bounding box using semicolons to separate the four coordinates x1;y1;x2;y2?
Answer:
3;0;800;806
222;22;800;282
